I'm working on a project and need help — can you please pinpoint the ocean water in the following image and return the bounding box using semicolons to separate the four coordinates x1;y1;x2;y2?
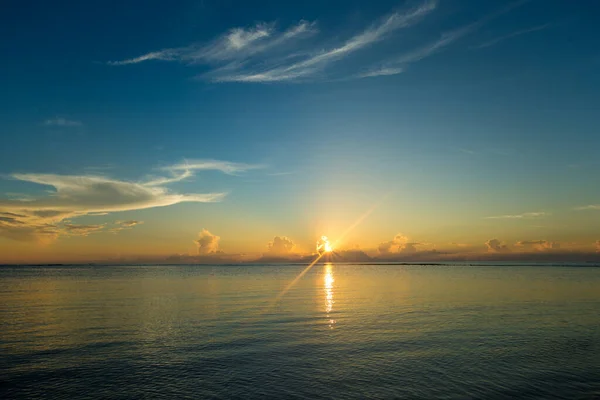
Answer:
1;263;600;399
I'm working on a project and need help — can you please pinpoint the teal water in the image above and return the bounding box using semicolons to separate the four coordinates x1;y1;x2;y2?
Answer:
1;264;600;399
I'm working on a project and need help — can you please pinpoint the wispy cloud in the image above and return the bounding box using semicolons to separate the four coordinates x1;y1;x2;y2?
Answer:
108;220;144;234
267;171;296;176
43;117;82;127
63;223;105;236
108;1;437;82
515;239;560;251
117;220;143;228
366;0;530;75
214;1;437;82
144;159;265;186
485;212;547;219
108;21;316;67
355;67;404;79
107;0;532;83
574;205;600;211
0;160;260;242
471;23;551;50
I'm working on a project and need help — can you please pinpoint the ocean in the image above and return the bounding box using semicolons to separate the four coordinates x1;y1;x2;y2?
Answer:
1;263;599;399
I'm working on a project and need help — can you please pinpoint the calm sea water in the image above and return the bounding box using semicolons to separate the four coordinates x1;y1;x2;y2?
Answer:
1;263;599;399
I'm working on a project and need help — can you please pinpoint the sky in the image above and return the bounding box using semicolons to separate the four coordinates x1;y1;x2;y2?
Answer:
1;0;600;263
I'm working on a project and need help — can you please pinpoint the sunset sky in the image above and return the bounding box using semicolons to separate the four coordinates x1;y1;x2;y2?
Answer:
1;0;599;263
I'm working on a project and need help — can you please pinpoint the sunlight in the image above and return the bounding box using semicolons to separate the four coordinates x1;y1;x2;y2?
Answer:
324;263;334;315
317;236;333;254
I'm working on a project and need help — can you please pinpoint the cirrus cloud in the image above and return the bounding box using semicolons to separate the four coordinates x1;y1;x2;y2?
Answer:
108;1;530;83
109;1;438;82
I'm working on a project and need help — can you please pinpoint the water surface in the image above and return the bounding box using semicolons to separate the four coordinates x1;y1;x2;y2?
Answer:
1;264;599;399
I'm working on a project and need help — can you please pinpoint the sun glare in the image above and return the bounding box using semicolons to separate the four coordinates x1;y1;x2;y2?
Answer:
317;236;333;254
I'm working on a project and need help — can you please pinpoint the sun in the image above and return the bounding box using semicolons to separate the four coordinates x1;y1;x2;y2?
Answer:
317;236;334;254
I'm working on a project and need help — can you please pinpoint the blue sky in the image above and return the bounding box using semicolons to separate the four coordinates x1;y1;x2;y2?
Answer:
1;0;600;261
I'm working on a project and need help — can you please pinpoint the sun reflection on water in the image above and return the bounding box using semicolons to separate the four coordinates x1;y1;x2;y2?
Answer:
324;263;336;328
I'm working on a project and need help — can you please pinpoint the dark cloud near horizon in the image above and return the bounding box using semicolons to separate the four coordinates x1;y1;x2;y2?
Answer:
267;236;295;255
378;234;423;254
485;239;510;253
516;240;560;251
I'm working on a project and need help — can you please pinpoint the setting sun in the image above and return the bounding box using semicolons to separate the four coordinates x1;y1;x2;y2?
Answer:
317;236;333;254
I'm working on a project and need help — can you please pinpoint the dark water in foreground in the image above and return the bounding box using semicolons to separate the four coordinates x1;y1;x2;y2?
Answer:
1;264;600;399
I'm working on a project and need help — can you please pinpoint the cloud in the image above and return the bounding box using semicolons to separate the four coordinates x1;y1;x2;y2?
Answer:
355;67;404;79
108;220;144;234
485;239;510;252
108;1;532;83
195;229;220;255
117;220;143;228
515;240;560;251
166;159;264;175
378;234;422;254
213;1;437;83
108;1;438;82
267;236;295;255
63;224;105;236
270;236;297;254
0;159;257;242
485;212;547;219
574;205;600;211
144;159;264;186
471;23;551;50
596;240;600;252
108;21;316;66
359;0;529;76
43;117;82;127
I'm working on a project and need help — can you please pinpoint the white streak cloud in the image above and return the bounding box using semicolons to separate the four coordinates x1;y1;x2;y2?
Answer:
108;20;316;66
485;212;547;219
360;0;530;77
471;23;551;50
355;67;404;79
107;1;531;83
574;205;600;211
108;1;438;83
